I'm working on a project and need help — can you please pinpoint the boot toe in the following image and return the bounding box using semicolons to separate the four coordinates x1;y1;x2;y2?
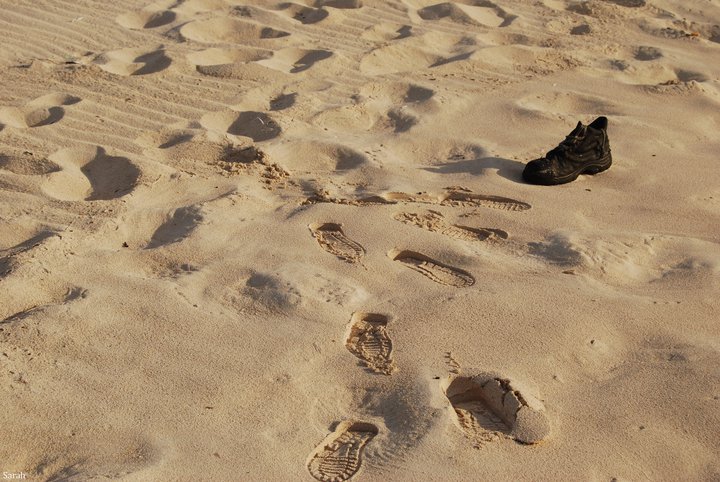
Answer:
522;158;554;184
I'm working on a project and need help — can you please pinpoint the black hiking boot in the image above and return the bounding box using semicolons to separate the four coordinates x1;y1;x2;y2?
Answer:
523;116;612;185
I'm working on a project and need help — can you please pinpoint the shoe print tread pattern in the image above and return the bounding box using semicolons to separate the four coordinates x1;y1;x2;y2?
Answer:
307;421;378;482
390;250;475;287
394;211;508;242
345;313;395;375
309;223;365;263
443;374;550;447
440;191;531;212
304;190;530;212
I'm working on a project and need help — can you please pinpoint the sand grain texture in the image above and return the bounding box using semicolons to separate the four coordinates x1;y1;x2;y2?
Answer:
1;0;719;480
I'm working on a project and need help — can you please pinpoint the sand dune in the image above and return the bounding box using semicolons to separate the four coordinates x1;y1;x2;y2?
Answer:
1;0;719;480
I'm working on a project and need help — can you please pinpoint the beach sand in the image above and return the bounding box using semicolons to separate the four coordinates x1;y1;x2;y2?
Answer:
1;0;719;480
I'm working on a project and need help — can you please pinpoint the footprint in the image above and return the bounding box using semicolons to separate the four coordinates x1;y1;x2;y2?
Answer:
93;48;171;76
0;151;60;176
116;9;176;29
359;33;452;75
137;125;260;165
187;47;272;78
0;231;58;279
418;1;515;27
361;23;413;42
345;312;395;374
312;82;433;135
179;17;289;43
2;286;86;323
201;110;281;142
314;0;363;8
570;24;591;35
309;223;365;263
0;93;80;129
146;206;204;249
394;211;508;242
389;249;474;287
516;91;623;119
304;189;528;212
272;141;368;172
604;0;645;6
439;190;531;212
357;81;435;106
634;46;663;61
307;421;377;482
256;48;333;73
566;2;594;15
674;69;709;83
136;125;287;186
277;3;329;24
270;93;297;111
311;104;375;132
41;146;140;201
442;372;551;446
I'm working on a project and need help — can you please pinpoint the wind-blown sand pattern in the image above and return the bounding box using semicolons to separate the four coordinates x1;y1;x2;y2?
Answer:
1;0;719;480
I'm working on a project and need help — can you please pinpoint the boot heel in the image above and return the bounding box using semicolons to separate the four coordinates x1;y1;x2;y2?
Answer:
584;154;612;175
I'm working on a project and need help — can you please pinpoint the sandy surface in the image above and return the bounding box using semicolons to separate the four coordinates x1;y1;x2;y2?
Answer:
1;0;719;480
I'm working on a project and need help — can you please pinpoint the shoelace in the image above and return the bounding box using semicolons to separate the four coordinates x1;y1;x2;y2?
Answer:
547;128;586;158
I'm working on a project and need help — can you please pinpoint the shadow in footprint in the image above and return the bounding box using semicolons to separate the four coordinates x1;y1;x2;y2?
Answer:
389;249;474;287
146;206;203;248
43;146;140;201
314;0;362;8
335;148;366;170
431;51;474;68
405;85;434;102
134;50;172;75
345;312;395;375
527;233;583;266
424;156;526;183
309;223;365;263
227;112;281;142
285;4;329;24
1;231;58;278
117;10;176;29
307;421;377;482
83;149;141;200
396;25;413;39
270;93;297;111
635;46;662;61
291;50;333;73
95;49;172;76
443;373;551;446
179;18;289;43
0;152;60;175
605;0;645;6
676;69;708;82
30;106;65;127
158;133;194;149
387;109;418;133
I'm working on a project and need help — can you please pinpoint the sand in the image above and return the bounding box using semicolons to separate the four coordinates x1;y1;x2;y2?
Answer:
1;0;719;480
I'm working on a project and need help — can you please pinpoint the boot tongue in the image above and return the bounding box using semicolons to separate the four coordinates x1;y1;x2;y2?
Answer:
569;121;586;138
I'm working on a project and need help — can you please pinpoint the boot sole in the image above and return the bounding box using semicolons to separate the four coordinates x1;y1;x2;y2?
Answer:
523;153;612;186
